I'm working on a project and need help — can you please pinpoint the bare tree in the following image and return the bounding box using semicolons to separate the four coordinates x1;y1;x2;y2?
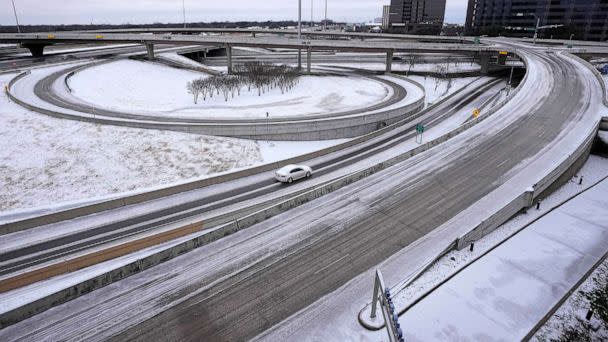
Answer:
407;54;421;77
186;79;204;104
186;62;301;104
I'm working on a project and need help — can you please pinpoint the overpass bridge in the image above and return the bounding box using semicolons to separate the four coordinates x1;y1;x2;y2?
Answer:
0;32;507;73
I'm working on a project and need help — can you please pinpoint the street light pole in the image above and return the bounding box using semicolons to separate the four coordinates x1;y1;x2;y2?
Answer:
11;0;21;34
182;0;186;28
533;16;540;44
298;0;302;70
324;0;328;31
311;0;314;29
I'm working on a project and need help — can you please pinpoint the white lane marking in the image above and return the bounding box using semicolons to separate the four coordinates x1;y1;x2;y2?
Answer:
314;253;350;275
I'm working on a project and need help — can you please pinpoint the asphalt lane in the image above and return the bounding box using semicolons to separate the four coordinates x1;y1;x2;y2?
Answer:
106;51;590;340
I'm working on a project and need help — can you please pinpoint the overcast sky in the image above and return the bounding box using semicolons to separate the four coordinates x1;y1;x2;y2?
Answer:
0;0;468;26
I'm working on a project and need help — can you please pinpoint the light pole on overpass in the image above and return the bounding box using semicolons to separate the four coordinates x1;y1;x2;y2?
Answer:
298;0;302;70
311;0;314;29
182;0;187;28
516;12;540;44
11;0;21;34
324;0;328;31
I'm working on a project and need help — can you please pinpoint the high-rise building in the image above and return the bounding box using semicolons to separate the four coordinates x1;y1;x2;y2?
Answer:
382;5;391;31
465;0;608;41
388;0;447;34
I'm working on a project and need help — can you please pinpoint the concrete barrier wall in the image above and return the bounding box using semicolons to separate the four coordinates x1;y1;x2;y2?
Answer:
456;124;598;250
1;74;479;234
570;53;608;106
454;52;602;249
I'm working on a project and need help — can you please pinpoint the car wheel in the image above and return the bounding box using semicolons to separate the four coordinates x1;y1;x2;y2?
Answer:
306;172;311;178
288;177;293;183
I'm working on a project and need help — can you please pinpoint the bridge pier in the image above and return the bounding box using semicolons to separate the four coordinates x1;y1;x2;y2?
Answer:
479;52;491;75
386;50;394;73
145;43;155;60
298;49;302;71
226;45;233;74
307;48;312;73
23;44;46;58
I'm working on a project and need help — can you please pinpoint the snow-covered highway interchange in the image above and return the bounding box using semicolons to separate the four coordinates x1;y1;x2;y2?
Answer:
0;30;607;341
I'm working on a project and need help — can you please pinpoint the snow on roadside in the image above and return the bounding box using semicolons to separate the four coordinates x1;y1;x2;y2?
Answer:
258;139;350;163
386;155;608;321
532;257;608;341
157;52;208;68
408;75;479;105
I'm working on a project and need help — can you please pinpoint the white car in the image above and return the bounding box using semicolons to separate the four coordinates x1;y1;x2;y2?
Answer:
274;164;313;183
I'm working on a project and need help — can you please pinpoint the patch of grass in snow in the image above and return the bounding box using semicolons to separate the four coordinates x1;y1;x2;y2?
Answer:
586;277;608;329
550;326;591;342
534;259;608;342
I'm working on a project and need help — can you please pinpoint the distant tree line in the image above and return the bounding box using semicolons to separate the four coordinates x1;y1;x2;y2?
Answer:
0;20;342;33
187;62;300;104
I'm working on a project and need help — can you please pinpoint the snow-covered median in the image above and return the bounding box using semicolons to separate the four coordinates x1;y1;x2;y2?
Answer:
0;79;261;212
68;59;392;119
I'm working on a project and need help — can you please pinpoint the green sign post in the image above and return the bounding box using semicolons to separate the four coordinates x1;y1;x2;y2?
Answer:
415;124;425;143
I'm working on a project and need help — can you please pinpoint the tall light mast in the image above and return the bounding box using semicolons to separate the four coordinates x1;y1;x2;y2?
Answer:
11;0;21;33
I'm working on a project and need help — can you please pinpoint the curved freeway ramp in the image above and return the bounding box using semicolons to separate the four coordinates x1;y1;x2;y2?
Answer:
7;61;426;141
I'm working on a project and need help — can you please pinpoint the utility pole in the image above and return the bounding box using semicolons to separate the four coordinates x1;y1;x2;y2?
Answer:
324;0;328;31
11;0;21;34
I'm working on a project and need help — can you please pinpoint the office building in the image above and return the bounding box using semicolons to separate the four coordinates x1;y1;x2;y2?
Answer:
382;5;390;31
388;0;447;34
465;0;608;41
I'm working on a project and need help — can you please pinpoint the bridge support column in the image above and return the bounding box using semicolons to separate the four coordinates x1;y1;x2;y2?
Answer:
23;44;46;58
145;43;155;60
226;45;233;74
307;48;312;73
480;52;491;75
297;49;302;71
386;50;394;73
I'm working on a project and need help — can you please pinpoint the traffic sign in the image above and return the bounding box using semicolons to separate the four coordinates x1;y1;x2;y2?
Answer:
415;124;425;133
473;108;480;118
